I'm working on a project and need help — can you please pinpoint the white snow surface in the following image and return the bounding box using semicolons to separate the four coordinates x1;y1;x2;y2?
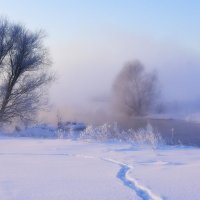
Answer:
0;138;200;200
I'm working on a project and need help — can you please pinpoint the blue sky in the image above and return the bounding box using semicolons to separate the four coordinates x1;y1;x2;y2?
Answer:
1;0;200;50
0;1;200;109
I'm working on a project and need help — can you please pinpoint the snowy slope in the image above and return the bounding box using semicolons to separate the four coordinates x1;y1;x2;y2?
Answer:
0;138;199;200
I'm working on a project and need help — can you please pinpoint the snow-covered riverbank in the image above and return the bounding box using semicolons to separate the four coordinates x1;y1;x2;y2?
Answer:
0;138;199;200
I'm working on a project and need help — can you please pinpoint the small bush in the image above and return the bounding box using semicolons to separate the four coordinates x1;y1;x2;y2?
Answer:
80;123;164;148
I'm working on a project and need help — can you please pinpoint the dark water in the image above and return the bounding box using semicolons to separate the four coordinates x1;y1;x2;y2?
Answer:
117;118;200;147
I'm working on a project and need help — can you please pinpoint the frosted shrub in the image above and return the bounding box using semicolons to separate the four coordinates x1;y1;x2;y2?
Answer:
80;123;164;148
57;129;65;139
80;123;121;141
128;124;165;148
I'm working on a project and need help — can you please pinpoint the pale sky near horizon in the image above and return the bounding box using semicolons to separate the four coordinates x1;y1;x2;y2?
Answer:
0;0;200;113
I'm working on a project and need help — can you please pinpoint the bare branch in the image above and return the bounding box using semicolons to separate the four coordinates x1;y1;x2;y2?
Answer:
0;18;53;124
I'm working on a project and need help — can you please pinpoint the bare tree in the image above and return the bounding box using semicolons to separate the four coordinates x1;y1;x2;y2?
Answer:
112;60;160;116
0;18;53;124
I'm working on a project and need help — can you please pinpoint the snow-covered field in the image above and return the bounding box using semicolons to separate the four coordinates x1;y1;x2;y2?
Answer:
0;137;200;200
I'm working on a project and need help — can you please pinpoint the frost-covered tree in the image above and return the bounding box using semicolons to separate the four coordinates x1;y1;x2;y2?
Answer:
112;60;160;116
0;18;53;124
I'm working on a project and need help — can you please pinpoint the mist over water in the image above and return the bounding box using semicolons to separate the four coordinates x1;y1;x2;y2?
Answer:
47;32;200;127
